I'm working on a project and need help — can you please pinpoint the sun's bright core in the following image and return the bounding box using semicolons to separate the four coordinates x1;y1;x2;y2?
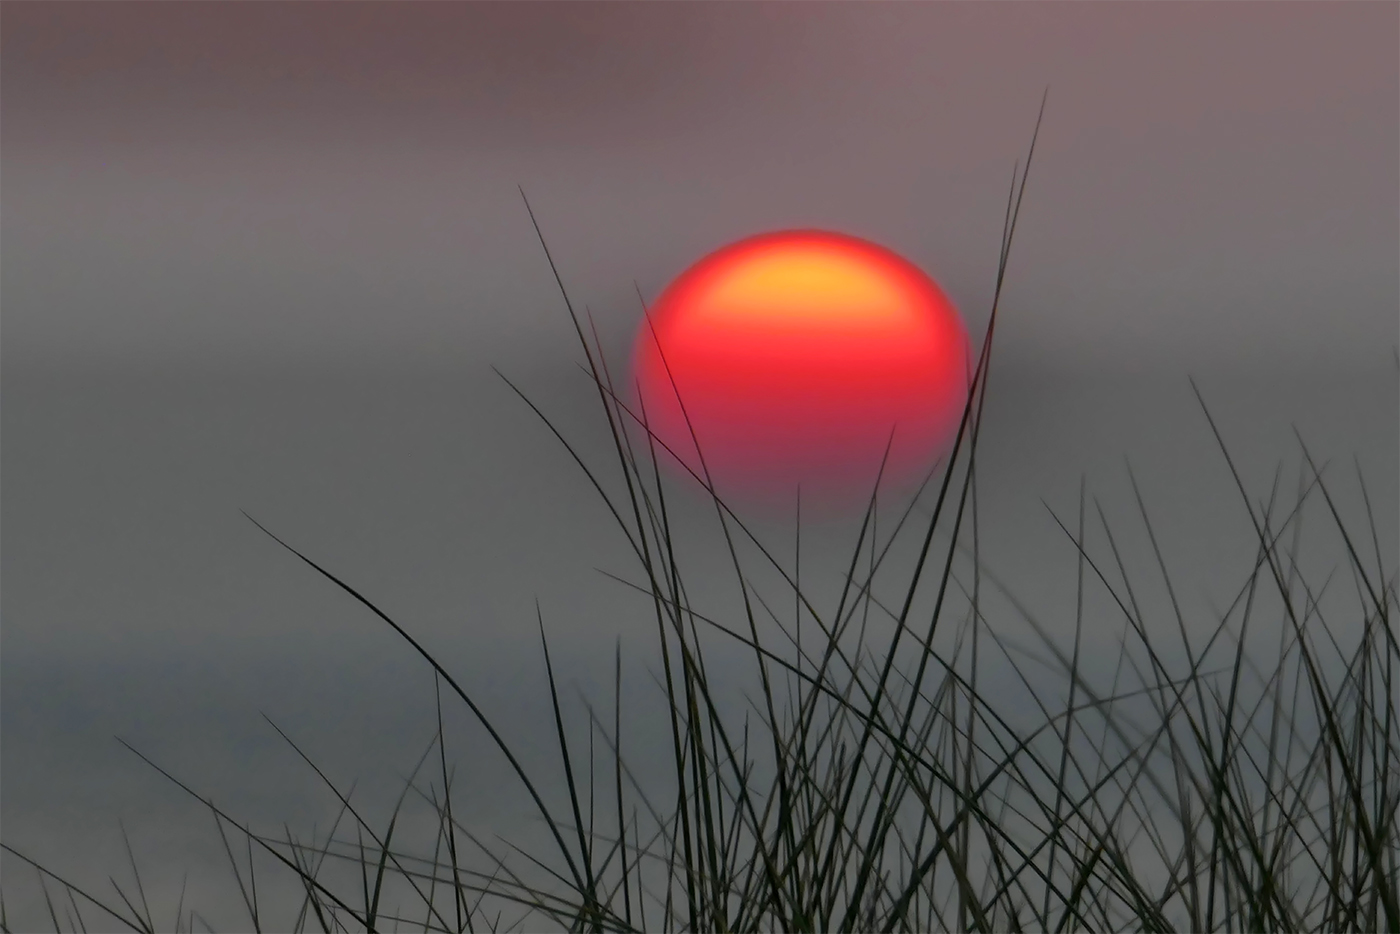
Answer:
630;229;972;510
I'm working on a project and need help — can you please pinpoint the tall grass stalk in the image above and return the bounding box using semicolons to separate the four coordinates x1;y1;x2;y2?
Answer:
4;95;1397;933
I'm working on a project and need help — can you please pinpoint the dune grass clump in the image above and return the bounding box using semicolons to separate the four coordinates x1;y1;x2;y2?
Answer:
4;102;1397;933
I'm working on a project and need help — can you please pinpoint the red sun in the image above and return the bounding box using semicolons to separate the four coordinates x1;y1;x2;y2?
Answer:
630;230;972;510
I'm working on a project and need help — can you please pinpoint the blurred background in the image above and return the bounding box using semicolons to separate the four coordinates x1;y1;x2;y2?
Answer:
3;3;1395;928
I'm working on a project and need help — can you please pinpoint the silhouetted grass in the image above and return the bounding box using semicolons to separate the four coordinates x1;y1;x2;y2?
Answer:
4;93;1397;933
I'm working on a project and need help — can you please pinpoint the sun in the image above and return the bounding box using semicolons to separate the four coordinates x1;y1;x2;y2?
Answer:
630;230;972;510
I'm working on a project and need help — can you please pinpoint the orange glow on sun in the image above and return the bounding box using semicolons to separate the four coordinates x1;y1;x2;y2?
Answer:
630;230;972;510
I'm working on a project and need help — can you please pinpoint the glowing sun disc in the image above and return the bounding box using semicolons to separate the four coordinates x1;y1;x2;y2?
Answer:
630;229;972;509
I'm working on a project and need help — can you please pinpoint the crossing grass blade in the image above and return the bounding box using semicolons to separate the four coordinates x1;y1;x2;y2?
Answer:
4;92;1396;932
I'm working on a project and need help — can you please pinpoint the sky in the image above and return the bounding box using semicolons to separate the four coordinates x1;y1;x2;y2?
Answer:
3;3;1396;930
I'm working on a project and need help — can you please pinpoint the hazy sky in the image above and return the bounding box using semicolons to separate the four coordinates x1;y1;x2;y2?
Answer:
4;2;1395;375
3;4;1396;930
